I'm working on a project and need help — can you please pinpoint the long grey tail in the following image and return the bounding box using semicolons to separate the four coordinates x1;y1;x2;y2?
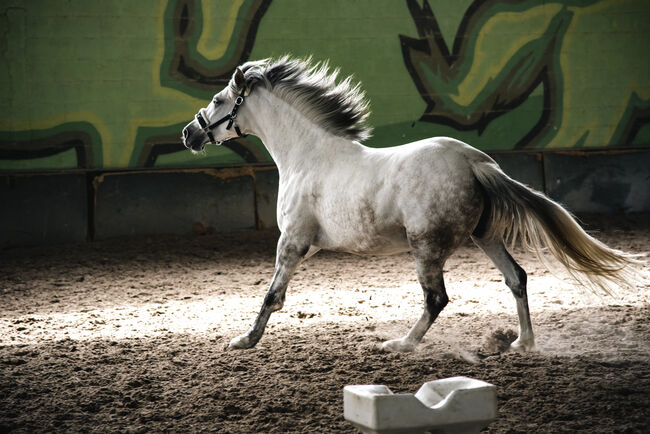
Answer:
471;160;642;296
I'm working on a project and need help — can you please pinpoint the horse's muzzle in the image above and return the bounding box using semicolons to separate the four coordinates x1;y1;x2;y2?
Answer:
182;123;207;152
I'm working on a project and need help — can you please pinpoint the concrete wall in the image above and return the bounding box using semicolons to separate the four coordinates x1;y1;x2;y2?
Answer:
2;150;648;248
2;0;649;172
491;149;650;214
1;1;649;247
1;166;279;247
0;173;88;246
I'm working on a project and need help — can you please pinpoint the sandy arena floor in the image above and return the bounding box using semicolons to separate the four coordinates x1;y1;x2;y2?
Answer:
1;215;649;432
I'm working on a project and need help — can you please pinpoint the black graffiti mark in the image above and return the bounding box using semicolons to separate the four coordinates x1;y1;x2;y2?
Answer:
399;0;569;149
0;132;95;169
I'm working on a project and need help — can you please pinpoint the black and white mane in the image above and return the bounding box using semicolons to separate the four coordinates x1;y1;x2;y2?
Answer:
233;56;373;141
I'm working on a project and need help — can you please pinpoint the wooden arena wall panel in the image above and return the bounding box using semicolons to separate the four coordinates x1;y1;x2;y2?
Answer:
1;0;649;172
92;170;257;239
0;173;88;247
489;153;545;193
544;150;650;214
253;169;279;230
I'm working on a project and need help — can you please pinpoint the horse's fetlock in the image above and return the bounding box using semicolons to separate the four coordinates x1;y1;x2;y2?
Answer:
382;338;416;353
510;336;535;352
228;333;257;350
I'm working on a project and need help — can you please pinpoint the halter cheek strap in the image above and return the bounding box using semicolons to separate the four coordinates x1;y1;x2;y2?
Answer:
195;88;248;144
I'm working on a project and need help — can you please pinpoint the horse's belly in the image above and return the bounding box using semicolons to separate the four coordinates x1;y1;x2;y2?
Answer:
314;225;410;256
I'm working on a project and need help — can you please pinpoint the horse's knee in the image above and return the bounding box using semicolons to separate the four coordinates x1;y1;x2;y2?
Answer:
263;291;285;312
506;265;527;298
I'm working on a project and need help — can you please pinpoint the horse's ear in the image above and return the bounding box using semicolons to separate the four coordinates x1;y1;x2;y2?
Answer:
234;68;246;92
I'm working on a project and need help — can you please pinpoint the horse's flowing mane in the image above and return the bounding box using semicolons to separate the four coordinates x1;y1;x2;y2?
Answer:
233;56;372;141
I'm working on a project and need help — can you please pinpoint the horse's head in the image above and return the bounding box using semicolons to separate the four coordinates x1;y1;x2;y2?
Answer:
182;68;249;152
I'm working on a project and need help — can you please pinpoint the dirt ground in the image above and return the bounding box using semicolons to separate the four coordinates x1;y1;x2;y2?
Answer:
1;214;649;433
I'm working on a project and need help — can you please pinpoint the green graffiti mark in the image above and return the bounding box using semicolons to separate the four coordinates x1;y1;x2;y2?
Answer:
0;0;274;170
1;0;647;173
400;0;650;149
141;0;273;166
160;0;272;99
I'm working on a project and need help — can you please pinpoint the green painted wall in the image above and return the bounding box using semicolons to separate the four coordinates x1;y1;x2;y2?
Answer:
1;0;649;171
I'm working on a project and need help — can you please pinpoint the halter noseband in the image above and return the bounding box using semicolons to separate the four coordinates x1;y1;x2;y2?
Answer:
195;88;247;144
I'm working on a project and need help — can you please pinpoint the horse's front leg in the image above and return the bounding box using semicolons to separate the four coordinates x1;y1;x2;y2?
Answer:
228;234;309;350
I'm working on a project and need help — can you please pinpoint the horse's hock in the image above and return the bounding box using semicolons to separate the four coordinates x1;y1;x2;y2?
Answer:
343;377;497;434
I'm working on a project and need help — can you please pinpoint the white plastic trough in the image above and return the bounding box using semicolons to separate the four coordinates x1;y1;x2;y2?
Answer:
343;376;497;434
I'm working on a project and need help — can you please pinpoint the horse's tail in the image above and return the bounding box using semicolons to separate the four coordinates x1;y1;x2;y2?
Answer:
470;159;642;296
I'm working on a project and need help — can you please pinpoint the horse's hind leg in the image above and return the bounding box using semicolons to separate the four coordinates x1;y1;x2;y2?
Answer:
471;236;535;351
382;256;448;352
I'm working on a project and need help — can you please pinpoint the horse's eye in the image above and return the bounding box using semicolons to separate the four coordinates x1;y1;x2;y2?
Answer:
213;98;222;106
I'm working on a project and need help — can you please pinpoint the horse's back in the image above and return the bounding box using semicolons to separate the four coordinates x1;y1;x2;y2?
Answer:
371;136;487;194
392;136;493;165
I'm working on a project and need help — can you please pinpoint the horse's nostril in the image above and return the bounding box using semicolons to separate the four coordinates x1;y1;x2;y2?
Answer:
183;128;190;139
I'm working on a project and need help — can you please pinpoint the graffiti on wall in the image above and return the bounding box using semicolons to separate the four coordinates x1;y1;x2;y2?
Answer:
0;0;274;171
0;0;648;171
400;0;650;150
134;0;273;167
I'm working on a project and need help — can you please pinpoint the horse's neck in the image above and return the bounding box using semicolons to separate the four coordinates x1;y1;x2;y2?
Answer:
247;90;360;175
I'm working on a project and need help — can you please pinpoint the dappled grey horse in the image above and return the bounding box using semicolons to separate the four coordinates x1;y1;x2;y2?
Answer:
182;57;638;352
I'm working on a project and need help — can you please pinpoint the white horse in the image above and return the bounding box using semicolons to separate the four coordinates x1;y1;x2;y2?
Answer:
182;56;638;352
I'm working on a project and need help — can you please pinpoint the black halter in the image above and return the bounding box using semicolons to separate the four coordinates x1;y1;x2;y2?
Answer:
195;89;247;144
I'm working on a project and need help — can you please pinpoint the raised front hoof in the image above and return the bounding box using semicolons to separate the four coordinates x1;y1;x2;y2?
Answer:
381;338;416;353
509;338;535;353
228;334;256;350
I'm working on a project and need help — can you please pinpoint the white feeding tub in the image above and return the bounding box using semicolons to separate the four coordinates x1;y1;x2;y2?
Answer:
344;376;497;433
